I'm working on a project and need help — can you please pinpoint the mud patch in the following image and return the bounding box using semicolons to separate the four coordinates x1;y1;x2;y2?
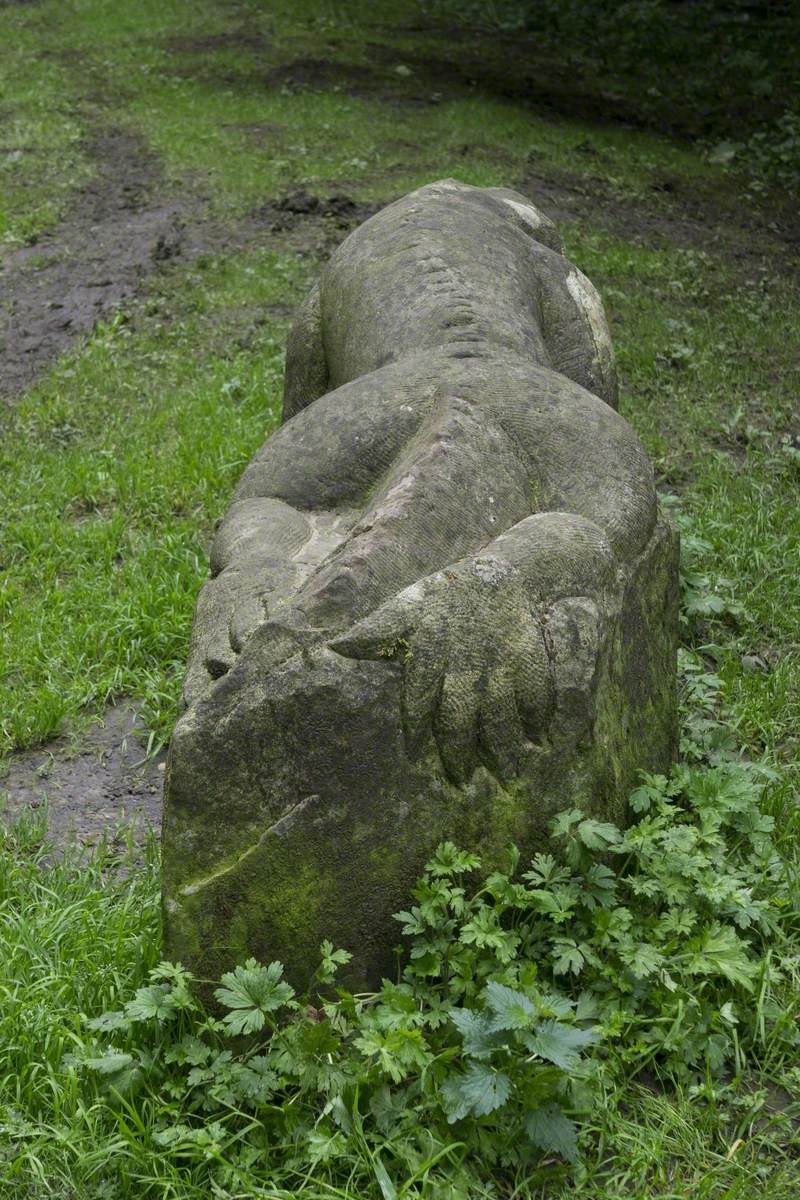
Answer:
223;119;288;146
249;190;385;256
520;166;800;274
253;189;381;228
264;57;376;97
179;53;436;109
0;129;216;400
0;704;164;848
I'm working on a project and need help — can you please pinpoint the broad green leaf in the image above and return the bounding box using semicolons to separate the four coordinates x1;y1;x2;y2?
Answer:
319;940;353;976
528;887;578;923
526;1103;578;1162
86;1010;129;1033
306;1127;348;1164
369;1083;411;1137
619;942;665;980
449;1007;504;1057
484;981;538;1031
427;842;481;877
577;819;622;850
552;939;585;976
524;1020;599;1070
523;852;570;887
85;1052;134;1075
440;1062;511;1122
682;924;757;990
215;959;295;1034
549;809;584;838
124;983;177;1023
149;961;194;986
354;1027;431;1082
164;1035;212;1066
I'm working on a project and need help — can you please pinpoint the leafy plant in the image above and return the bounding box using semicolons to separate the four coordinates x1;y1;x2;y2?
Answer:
80;866;598;1190
69;754;798;1196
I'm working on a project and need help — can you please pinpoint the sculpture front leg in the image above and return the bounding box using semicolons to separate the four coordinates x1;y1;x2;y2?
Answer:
331;513;618;783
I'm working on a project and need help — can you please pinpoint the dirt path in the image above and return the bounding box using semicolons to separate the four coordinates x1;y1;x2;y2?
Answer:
0;123;385;404
0;130;213;399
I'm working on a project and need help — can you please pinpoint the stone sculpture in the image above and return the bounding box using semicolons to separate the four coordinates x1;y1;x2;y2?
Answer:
162;180;678;992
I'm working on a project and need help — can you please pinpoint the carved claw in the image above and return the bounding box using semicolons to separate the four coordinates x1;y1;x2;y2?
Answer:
330;558;555;783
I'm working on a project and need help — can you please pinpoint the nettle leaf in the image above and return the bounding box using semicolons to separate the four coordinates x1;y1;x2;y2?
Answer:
440;1062;512;1122
538;991;577;1020
449;1008;505;1058
524;1020;599;1071
484;981;538;1031
525;1103;579;1163
215;959;295;1035
86;1010;129;1033
85;1052;134;1075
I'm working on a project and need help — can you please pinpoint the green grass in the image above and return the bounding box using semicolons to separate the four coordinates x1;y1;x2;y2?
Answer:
1;248;306;751
1;0;799;1194
0;29;92;245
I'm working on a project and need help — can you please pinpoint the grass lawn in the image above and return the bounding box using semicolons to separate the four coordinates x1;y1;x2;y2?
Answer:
0;0;798;1195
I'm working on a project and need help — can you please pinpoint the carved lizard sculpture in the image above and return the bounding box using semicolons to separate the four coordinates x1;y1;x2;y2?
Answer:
182;179;656;782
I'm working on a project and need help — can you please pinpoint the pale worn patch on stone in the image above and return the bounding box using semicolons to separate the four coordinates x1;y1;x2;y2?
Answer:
566;267;616;385
500;196;546;233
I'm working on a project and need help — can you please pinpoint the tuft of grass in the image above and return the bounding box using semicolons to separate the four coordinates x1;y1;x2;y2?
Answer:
0;809;161;1195
0;16;92;244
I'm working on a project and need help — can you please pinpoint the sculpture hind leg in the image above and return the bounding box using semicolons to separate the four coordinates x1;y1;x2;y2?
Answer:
182;354;446;703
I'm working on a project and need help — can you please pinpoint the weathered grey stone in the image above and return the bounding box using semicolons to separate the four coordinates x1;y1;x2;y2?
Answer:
162;179;679;992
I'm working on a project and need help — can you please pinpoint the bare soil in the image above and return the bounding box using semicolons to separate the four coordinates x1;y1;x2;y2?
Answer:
1;704;164;848
0;130;215;399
